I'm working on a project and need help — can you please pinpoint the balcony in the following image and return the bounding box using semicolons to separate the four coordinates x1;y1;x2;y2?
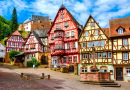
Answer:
52;48;65;55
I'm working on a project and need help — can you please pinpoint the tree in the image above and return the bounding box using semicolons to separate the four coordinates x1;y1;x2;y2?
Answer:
3;37;8;45
10;7;18;34
8;50;20;61
27;58;40;67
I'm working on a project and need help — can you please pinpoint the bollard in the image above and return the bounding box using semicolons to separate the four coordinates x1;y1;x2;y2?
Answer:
21;73;23;78
42;73;44;79
27;75;30;80
48;75;50;80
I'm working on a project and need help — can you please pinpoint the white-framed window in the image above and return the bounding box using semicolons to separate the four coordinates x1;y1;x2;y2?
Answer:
98;53;102;58
72;31;74;36
73;42;75;48
81;67;87;72
53;45;55;51
118;27;123;34
88;42;91;47
67;43;70;49
108;52;112;58
97;41;100;46
123;39;127;46
59;58;61;63
9;43;11;45
59;43;61;49
90;53;93;59
83;43;86;48
123;53;128;60
74;56;77;62
64;57;66;63
19;37;21;40
85;32;88;36
16;36;17;39
56;32;58;37
18;44;20;46
103;52;107;58
12;36;14;39
83;54;87;59
91;23;95;26
59;32;61;36
95;31;98;35
93;42;96;47
126;68;130;76
101;41;104;46
100;66;107;72
56;24;58;28
95;53;97;58
69;57;72;62
56;44;58;49
67;32;69;37
65;22;68;26
13;43;15;46
43;39;45;43
51;34;54;39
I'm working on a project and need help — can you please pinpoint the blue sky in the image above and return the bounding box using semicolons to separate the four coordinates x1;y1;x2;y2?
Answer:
1;0;130;28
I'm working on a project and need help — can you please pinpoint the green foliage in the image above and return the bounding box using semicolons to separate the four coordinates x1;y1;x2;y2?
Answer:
10;7;18;34
8;50;20;61
27;58;40;67
3;37;8;45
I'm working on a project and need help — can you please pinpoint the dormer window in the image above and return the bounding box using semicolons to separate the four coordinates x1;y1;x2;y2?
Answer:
118;27;124;34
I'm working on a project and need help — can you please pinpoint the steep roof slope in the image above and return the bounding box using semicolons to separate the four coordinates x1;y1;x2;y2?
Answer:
31;15;50;21
12;30;22;36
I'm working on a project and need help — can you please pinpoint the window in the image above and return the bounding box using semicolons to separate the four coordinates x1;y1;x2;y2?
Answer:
74;56;77;62
126;68;130;76
16;37;17;39
13;48;14;50
101;41;104;46
95;53;97;58
53;45;55;51
27;55;29;58
91;23;95;26
34;54;35;57
32;54;33;57
59;43;61;49
81;67;87;72
95;31;98;35
85;32;88;36
63;14;64;19
123;39;127;46
103;52;107;58
9;43;11;45
61;14;62;19
18;44;20;46
22;44;24;46
59;32;61;36
108;52;112;58
56;24;58;28
64;57;66;63
51;34;54;39
19;37;21;40
98;53;102;58
72;31;74;36
67;32;69;37
59;58;61;63
93;42;96;47
56;44;58;49
13;43;15;46
83;43;86;48
65;22;68;27
97;41;99;46
123;53;128;60
12;36;14;39
59;24;60;28
83;54;87;59
56;32;58;37
73;42;75;48
69;57;72;62
43;39;45;43
118;27;123;34
88;42;91;47
100;66;107;72
67;43;70;49
90;53;93;59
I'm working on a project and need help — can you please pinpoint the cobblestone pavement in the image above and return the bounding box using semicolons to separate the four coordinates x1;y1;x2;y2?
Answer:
1;63;130;90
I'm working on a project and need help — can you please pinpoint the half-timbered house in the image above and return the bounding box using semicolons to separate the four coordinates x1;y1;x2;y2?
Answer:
48;4;82;74
109;17;130;81
5;31;25;62
78;15;114;79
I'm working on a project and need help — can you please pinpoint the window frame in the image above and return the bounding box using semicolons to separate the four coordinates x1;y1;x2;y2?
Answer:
73;42;75;49
108;52;112;58
83;54;87;59
88;42;91;47
63;57;66;63
101;41;104;46
91;22;95;26
95;30;98;35
81;67;87;72
72;31;74;36
69;57;72;62
126;67;130;77
98;53;102;58
90;53;93;59
83;43;86;48
123;53;128;60
123;39;127;46
74;56;77;62
59;43;61;49
103;52;107;58
67;43;70;50
85;32;88;36
67;32;69;37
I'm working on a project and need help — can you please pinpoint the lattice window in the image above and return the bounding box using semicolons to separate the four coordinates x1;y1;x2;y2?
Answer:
81;67;87;72
95;31;98;35
101;41;104;46
98;53;102;58
83;54;87;59
69;57;72;62
123;39;127;46
103;52;107;58
123;53;128;60
126;68;130;76
88;42;91;47
108;52;112;58
83;43;86;48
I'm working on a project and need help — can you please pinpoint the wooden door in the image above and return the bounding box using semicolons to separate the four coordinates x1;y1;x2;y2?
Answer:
116;68;123;81
69;65;74;73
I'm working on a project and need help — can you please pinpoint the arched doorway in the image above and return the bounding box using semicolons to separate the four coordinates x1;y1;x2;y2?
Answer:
68;65;74;73
41;55;48;65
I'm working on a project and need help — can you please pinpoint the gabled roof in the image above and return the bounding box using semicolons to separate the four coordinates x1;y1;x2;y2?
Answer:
109;17;130;37
31;15;50;21
102;28;109;37
12;30;22;36
48;4;81;34
25;31;43;46
24;19;30;24
78;15;109;40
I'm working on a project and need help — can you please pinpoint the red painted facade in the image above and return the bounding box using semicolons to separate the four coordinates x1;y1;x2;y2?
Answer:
48;5;81;68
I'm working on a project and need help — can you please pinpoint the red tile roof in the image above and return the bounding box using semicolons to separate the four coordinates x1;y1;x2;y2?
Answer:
12;30;21;36
109;17;130;37
102;28;109;37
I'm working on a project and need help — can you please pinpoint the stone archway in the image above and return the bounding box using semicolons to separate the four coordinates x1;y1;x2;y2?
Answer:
38;53;48;65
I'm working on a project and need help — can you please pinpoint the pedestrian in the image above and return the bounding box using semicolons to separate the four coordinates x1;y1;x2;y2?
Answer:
33;63;35;68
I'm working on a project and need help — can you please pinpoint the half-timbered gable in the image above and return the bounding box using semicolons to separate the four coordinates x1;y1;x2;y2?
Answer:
78;15;112;65
48;4;82;73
